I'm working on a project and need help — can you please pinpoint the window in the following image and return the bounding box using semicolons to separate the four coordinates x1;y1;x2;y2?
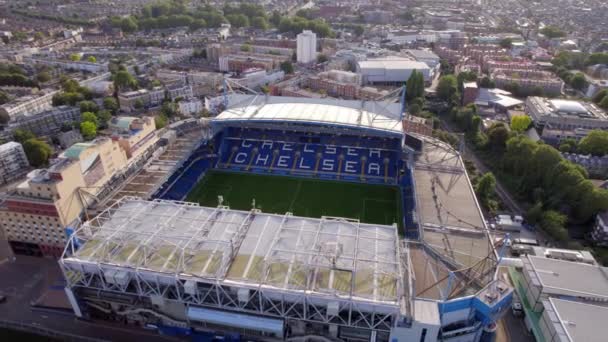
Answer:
420;328;427;342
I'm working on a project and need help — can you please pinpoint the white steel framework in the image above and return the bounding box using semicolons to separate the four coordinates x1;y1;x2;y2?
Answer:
61;197;410;333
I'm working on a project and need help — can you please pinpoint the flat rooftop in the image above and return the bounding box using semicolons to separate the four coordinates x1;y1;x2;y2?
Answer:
525;255;608;299
64;197;405;306
546;298;608;342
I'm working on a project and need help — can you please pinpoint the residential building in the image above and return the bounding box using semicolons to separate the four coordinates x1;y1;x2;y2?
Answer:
177;98;203;116
0;137;128;257
362;10;393;24
118;88;165;112
562;152;608;176
492;69;564;96
0;90;57;119
357;58;432;85
0;142;29;185
462;82;479;106
297;30;317;64
206;43;231;65
234;44;293;57
108;116;157;159
166;84;193;101
57;130;83;149
23;57;108;73
219;55;277;73
7;106;80;137
305;70;387;100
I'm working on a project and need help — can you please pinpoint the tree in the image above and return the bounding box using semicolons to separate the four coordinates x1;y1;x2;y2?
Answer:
79;101;99;114
578;130;608;156
540;26;566;39
23;139;52;167
539;210;569;241
585;53;608;66
87;56;97;63
399;11;414;21
0;110;8;125
510;115;532;132
437;75;459;102
559;138;578;153
486;123;510;150
134;99;144;110
80;121;97;140
317;54;329;64
270;11;282;27
103;97;119;114
81;111;98;125
155;114;168;129
97;110;112;129
353;25;364;37
592;89;608;104
476;172;496;202
121;16;138;33
280;61;294;74
13;129;35;143
161;101;177;118
69;53;81;62
36;71;51;83
499;38;513;49
457;71;477;92
113;70;138;91
251;16;269;30
569;72;587;90
226;14;249;28
526;202;544;224
409;103;422;116
406;70;425;101
479;76;495;88
600;96;608;110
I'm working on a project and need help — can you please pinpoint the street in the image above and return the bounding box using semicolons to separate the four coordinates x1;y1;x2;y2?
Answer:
0;256;179;342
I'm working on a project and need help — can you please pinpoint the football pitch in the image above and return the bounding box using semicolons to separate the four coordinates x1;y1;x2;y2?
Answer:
186;170;403;228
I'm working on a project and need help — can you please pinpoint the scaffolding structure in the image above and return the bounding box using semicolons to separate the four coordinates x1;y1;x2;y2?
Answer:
61;197;409;333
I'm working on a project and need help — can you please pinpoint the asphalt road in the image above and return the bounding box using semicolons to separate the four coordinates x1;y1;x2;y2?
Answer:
0;256;179;342
496;267;536;342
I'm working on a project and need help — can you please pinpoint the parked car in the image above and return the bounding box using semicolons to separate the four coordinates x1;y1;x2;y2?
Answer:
512;301;523;317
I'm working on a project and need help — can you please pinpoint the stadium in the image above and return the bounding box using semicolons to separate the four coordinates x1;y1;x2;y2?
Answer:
60;94;512;342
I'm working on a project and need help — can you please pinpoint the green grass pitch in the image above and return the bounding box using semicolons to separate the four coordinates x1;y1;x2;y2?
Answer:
186;170;403;228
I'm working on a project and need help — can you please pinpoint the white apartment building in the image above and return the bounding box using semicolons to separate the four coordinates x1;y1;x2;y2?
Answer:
297;30;317;64
177;98;204;116
0;90;58;119
0;142;29;185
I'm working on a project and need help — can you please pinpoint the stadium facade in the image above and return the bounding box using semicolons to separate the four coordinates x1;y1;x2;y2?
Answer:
60;95;512;342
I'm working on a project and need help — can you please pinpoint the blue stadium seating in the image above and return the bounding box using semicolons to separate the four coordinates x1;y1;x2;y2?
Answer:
217;128;401;184
155;144;216;201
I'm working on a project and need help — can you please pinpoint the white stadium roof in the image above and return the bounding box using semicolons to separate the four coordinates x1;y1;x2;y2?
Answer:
63;197;406;306
212;95;404;136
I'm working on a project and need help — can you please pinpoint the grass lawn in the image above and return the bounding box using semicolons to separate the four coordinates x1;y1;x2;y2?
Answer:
186;170;403;228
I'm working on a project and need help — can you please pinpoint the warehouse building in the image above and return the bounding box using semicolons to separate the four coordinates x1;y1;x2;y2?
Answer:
357;58;432;85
